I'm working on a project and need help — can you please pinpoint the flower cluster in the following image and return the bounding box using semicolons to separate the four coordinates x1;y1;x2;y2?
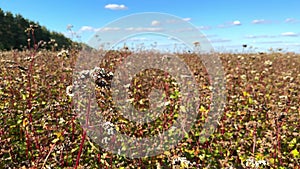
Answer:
66;67;113;97
66;85;74;97
90;67;113;89
172;156;193;168
57;49;70;58
102;121;115;135
101;121;116;144
245;158;269;168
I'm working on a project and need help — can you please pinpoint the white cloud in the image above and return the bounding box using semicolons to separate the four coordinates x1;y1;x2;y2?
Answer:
217;24;227;28
125;27;163;32
96;27;121;32
198;26;212;30
128;37;149;41
104;4;128;10
252;19;264;24
79;26;94;32
285;18;300;23
245;35;277;39
218;20;242;28
182;18;191;22
167;36;178;41
210;38;231;43
151;20;161;26
233;20;241;25
283;42;300;47
255;41;285;44
78;26;122;33
166;18;191;24
252;19;271;24
78;26;164;33
281;32;298;37
173;27;195;33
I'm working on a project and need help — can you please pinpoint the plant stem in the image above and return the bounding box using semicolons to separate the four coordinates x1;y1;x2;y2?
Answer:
75;129;86;169
75;94;91;168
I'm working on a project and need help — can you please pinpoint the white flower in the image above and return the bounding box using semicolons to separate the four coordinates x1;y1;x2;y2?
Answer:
103;122;115;135
246;158;255;167
237;55;244;60
66;85;74;97
257;160;268;166
240;74;247;80
245;158;269;168
90;67;104;80
57;49;70;58
172;156;192;167
279;95;288;100
101;137;109;144
78;70;90;80
264;60;272;66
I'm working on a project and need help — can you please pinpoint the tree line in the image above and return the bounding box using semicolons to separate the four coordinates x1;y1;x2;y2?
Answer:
0;8;78;51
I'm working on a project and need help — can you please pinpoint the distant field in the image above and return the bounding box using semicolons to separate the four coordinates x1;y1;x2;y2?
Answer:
0;50;299;168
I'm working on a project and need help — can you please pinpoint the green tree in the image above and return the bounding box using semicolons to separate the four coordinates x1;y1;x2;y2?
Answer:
0;8;78;51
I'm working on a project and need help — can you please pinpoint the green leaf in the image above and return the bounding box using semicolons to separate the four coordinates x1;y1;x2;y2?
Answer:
22;94;26;100
226;112;233;118
71;147;79;153
52;138;60;143
291;149;299;158
248;97;253;104
17;119;22;124
288;138;297;148
199;105;207;112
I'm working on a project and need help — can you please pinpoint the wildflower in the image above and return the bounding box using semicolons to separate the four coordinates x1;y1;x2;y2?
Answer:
90;67;105;80
95;79;108;88
103;121;115;135
66;85;74;97
78;70;90;80
246;158;255;168
237;55;244;59
66;24;73;31
101;137;109;144
264;60;272;66
57;49;70;58
107;72;114;80
90;67;114;88
240;74;247;80
245;158;269;168
17;65;28;71
278;112;286;122
48;39;56;44
257;160;268;166
172;156;192;168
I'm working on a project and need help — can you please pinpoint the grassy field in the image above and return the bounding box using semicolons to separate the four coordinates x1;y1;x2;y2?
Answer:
0;49;299;168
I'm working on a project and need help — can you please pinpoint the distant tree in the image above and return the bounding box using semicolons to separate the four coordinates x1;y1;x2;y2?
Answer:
0;8;79;51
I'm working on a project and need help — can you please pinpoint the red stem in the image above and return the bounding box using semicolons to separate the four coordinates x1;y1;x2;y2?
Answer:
75;130;86;169
24;28;42;163
75;94;91;168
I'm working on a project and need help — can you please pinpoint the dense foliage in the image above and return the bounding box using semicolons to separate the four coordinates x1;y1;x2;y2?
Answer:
0;48;299;168
0;8;75;50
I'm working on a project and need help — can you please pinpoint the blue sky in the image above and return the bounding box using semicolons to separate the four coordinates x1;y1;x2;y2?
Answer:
1;0;300;52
